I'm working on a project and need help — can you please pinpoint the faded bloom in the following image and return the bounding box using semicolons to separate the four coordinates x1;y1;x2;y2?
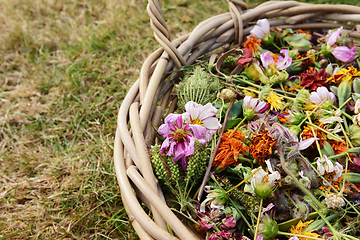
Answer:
251;160;281;198
200;186;228;212
238;48;254;65
326;27;343;46
332;46;357;63
260;51;275;71
250;18;270;39
325;193;345;209
276;49;292;70
309;86;336;111
183;101;221;144
301;68;327;91
158;114;205;170
316;155;343;185
243;96;269;120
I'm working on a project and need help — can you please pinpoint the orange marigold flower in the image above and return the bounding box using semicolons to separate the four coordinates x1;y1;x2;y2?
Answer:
249;131;277;163
270;53;279;63
244;35;261;53
213;130;248;168
298;29;310;35
328;140;347;155
302;124;327;148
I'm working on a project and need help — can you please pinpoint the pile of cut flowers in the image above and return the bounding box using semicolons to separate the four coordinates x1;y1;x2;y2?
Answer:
150;18;360;240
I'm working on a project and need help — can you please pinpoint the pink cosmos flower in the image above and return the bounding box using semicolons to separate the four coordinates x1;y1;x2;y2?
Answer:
316;155;343;185
158;114;206;170
183;101;222;144
243;96;269;120
326;27;343;46
250;18;270;39
332;46;357;63
260;51;275;70
276;49;292;70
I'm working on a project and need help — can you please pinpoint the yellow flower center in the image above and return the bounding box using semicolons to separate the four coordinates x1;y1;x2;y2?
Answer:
190;119;204;126
174;129;186;143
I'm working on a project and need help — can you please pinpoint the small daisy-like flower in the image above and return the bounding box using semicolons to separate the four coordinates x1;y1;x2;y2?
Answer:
325;193;345;209
251;160;281;198
182;101;222;144
264;91;284;111
316;155;343;185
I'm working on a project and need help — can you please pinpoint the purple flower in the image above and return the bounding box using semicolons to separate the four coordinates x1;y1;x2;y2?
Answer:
218;230;231;239
199;216;214;230
243;96;269;120
250;18;270;39
158;114;206;170
221;214;236;229
257;235;264;240
183;101;221;144
275;49;292;70
332;46;357;63
326;27;343;46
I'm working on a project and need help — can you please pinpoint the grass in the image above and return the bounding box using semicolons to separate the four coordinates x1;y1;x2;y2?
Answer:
0;0;359;239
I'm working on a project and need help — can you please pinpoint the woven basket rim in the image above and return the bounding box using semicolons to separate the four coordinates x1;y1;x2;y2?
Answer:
114;1;360;239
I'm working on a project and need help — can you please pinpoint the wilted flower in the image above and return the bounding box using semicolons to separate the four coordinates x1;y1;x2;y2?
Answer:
243;96;269;120
327;65;360;84
276;49;292;70
238;48;254;66
221;214;236;229
251;160;281;198
290;220;320;240
158;114;206;169
301;68;327;91
244;35;261;53
250;18;270;40
316;155;343;185
325;193;346;209
200;186;228;212
326;27;343;46
308;86;336;111
183;101;221;144
332;46;357;63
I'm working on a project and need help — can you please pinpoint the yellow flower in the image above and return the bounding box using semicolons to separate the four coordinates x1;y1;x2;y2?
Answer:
290;220;321;240
264;91;284;111
327;66;360;84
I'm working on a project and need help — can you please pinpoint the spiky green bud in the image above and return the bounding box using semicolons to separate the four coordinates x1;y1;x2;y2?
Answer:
151;144;169;184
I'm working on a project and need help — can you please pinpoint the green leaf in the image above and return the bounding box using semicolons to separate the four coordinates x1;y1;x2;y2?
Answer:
228;100;243;120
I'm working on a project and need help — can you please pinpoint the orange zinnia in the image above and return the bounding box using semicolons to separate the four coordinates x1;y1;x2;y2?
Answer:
244;35;261;53
328;140;347;155
213;130;248;168
249;131;277;163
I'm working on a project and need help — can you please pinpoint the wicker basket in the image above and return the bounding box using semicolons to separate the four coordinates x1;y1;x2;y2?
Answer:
114;1;360;239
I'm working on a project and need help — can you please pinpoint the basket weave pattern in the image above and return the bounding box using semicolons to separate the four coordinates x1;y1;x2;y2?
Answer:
114;1;360;239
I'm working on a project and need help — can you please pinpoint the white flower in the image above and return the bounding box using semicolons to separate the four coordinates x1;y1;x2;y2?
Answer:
316;155;343;185
355;99;360;114
251;160;281;198
250;18;270;39
183;101;222;144
309;86;336;104
325;193;345;209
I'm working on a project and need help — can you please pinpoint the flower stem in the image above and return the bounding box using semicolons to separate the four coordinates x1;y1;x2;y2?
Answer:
226;167;262;194
307;112;323;157
339;121;354;149
198;96;236;201
298;99;326;127
229;117;247;137
278;146;325;209
253;198;263;240
305;121;343;142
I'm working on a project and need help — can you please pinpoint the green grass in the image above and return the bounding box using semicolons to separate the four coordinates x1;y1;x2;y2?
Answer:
0;0;359;239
